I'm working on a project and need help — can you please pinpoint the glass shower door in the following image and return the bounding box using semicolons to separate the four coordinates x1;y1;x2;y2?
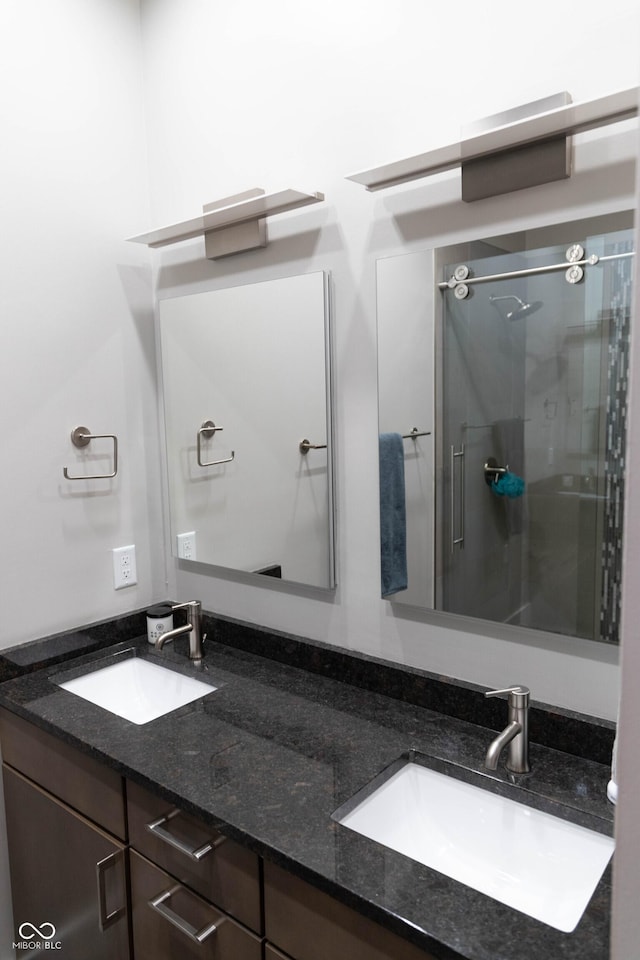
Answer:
438;227;633;642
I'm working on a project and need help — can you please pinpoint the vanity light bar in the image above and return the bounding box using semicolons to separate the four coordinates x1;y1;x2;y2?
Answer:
346;87;639;195
126;188;325;250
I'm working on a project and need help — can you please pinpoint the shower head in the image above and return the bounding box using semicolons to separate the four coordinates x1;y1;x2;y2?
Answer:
512;299;543;320
489;295;543;320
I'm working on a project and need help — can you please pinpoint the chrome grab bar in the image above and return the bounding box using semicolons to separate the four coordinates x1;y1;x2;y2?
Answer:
145;808;225;861
450;444;465;551
63;426;118;480
197;420;235;466
149;885;226;943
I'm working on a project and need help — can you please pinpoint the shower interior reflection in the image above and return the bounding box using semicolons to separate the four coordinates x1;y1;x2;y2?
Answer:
439;215;634;643
376;211;634;646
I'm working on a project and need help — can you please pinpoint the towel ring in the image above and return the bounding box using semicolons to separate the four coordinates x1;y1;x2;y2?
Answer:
197;420;235;467
63;426;118;480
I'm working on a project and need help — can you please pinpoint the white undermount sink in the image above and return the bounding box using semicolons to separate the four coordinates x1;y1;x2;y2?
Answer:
334;758;614;932
58;656;216;724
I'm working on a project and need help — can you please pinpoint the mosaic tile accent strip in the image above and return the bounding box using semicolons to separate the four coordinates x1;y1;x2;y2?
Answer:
600;241;633;643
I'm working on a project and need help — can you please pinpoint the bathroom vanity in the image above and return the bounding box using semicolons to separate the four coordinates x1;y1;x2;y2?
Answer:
0;616;615;960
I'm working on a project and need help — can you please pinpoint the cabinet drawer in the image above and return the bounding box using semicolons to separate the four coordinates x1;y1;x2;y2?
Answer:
264;861;436;960
127;778;262;933
131;850;262;960
0;708;126;841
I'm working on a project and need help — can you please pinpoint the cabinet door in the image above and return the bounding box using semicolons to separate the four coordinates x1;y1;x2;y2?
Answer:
130;850;262;960
265;861;436;960
3;764;130;960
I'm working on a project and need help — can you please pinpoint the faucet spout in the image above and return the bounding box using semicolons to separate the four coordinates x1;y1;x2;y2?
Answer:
484;685;530;774
484;720;522;770
155;623;192;650
154;600;205;664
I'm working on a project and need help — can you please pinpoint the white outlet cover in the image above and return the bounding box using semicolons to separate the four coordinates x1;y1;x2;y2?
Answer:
112;544;137;589
177;531;196;560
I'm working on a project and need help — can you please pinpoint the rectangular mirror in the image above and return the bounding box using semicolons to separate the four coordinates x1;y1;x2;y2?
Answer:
160;271;335;589
377;212;634;643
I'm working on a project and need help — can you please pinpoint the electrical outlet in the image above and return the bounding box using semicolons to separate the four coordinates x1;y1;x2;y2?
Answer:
177;531;197;561
112;544;137;590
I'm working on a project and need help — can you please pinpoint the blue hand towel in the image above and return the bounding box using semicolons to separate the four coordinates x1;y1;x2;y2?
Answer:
379;433;408;596
491;472;525;498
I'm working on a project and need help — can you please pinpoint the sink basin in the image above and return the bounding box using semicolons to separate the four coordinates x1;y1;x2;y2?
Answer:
333;757;614;932
58;655;217;724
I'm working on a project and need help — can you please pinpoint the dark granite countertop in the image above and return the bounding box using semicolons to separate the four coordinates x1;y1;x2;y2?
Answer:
0;629;615;960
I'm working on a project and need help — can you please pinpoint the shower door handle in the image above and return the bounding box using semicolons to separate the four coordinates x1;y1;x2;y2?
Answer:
451;444;465;551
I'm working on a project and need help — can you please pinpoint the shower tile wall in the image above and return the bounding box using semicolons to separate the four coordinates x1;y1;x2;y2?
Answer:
600;241;633;643
524;264;595;640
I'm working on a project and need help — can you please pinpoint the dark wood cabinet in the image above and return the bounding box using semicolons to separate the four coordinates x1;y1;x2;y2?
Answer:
130;849;262;960
127;777;262;934
1;711;130;960
264;860;436;960
0;707;126;840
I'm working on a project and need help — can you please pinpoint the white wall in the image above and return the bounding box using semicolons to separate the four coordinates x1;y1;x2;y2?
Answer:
140;0;639;720
0;0;165;650
0;3;161;948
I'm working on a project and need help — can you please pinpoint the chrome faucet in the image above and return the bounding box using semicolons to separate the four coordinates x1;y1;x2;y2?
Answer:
155;601;205;665
484;685;530;774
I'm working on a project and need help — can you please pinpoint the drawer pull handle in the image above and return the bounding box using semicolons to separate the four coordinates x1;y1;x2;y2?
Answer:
96;851;126;931
149;885;226;943
146;809;225;862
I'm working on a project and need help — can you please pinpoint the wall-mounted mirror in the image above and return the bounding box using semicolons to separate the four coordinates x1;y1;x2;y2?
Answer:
160;271;335;589
377;212;634;644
